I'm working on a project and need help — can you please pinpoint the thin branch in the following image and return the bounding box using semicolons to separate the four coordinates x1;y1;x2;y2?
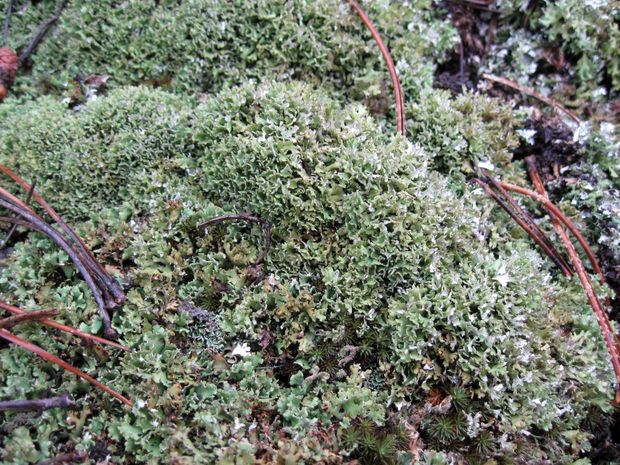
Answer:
0;308;58;329
481;73;581;124
484;174;573;274
0;301;130;351
0;393;75;412
525;161;620;398
0;328;132;405
474;178;573;276
497;181;604;277
18;0;67;64
0;164;125;306
0;182;120;333
2;0;14;45
0;178;36;250
346;0;406;135
198;213;272;266
0;208;114;339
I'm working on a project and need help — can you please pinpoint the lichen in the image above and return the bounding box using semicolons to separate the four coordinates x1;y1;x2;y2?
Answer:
0;82;613;464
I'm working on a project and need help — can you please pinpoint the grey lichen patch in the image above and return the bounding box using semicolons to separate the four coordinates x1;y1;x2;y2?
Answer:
178;301;225;352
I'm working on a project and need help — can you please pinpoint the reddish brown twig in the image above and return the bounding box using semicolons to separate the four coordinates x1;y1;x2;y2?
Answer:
486;175;573;275
0;328;132;405
0;164;125;306
0;210;114;338
0;168;127;338
0;178;36;250
0;308;58;329
524;162;620;397
482;73;580;124
524;157;605;284
0;393;75;412
346;0;406;135
526;158;620;349
496;181;603;277
0;301;130;351
198;213;272;266
481;169;620;398
474;177;573;276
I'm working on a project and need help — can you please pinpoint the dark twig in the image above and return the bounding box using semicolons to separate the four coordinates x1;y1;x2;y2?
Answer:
345;0;406;135
1;1;66;101
2;0;14;46
525;160;620;400
0;174;125;338
37;453;87;465
198;213;272;266
0;164;125;306
524;156;605;284
0;178;36;250
0;328;132;405
474;178;573;276
0;206;115;339
484;174;573;275
0;301;130;351
497;181;604;277
482;73;581;124
0;308;58;329
0;393;75;412
18;0;67;64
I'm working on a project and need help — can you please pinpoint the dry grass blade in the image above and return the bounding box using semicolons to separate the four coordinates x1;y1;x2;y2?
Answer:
482;73;581;124
346;0;406;135
0;301;130;351
0;328;132;405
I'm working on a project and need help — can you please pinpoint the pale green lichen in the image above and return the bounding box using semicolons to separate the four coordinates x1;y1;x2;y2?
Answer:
408;88;520;177
2;0;457;109
0;82;613;464
489;0;620;97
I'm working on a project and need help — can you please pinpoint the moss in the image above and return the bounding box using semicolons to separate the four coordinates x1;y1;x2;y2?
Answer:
0;81;613;463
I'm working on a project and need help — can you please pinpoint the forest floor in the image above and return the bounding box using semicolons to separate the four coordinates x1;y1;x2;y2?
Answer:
0;1;619;464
